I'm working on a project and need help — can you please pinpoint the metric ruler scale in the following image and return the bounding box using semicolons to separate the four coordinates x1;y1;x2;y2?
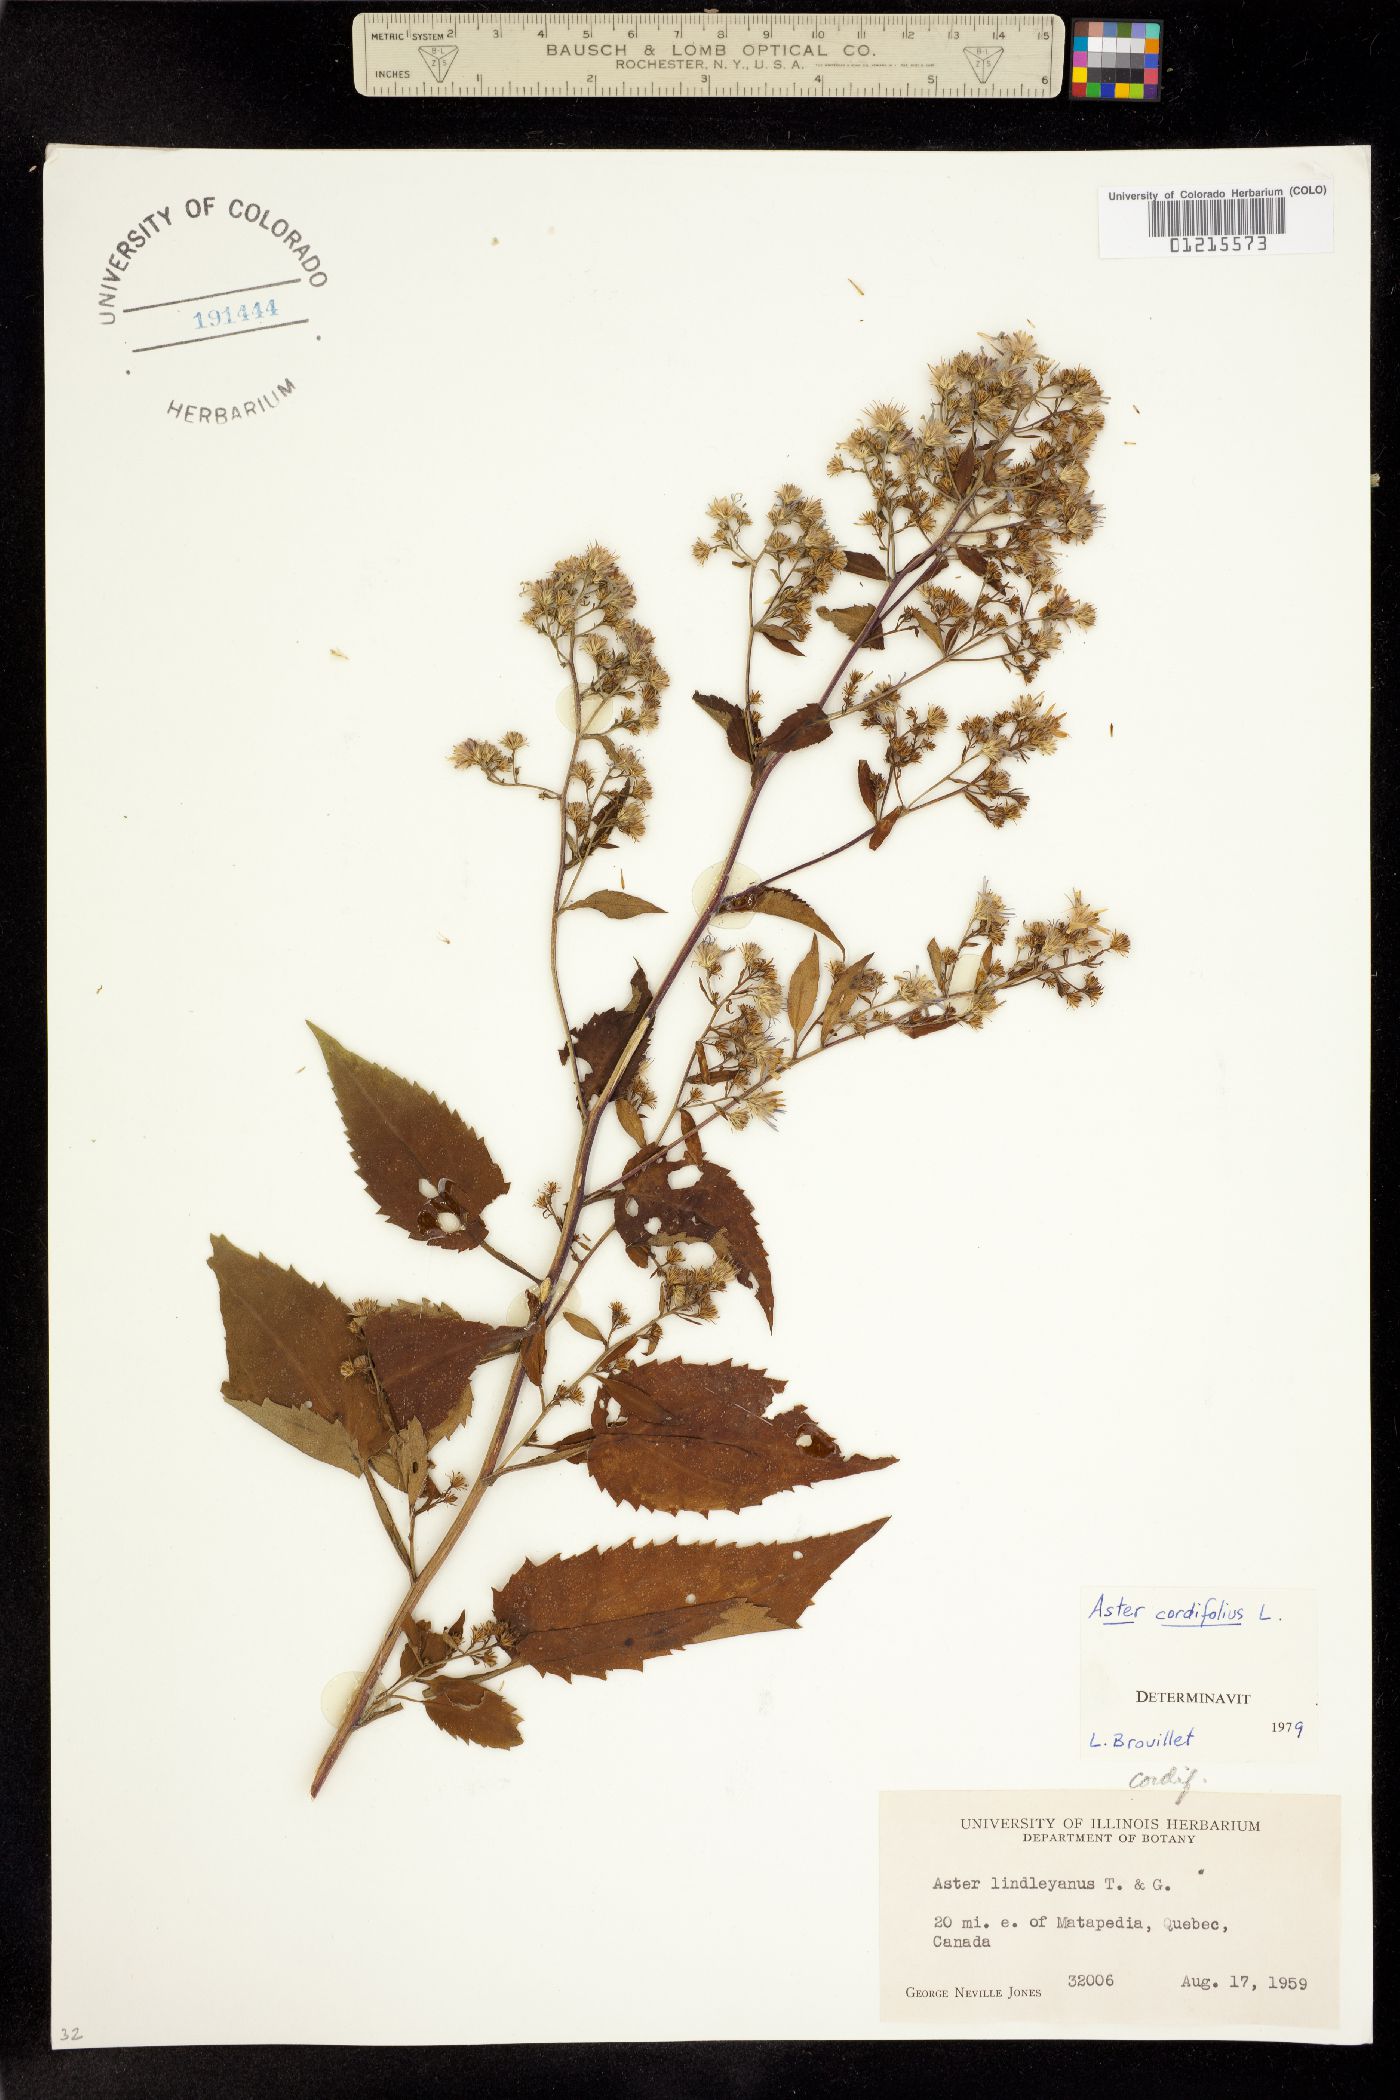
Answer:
353;13;1066;99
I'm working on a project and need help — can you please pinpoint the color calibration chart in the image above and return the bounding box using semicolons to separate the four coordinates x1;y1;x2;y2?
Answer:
1071;19;1161;99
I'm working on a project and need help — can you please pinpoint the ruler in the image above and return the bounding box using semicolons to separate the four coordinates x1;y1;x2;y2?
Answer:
352;13;1066;99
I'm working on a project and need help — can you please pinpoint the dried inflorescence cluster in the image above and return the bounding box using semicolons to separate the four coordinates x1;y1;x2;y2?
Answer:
210;332;1127;1791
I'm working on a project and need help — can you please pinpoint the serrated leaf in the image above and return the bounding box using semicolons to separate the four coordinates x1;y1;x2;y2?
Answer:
723;882;840;948
308;1025;508;1250
755;622;805;656
819;603;884;650
761;703;834;759
787;937;820;1038
361;1302;515;1449
494;1522;886;1681
693;689;752;763
424;1677;522;1750
563;890;666;920
841;548;888;581
563;1309;607;1343
613;1152;774;1325
564;963;653;1110
579;1358;894;1515
209;1237;386;1472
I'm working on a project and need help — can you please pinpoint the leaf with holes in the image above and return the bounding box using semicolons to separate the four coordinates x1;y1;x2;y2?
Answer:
424;1677;523;1750
308;1026;508;1250
493;1522;886;1681
564;964;652;1109
209;1237;385;1473
575;1357;894;1515
360;1302;516;1448
613;1152;774;1326
722;882;840;947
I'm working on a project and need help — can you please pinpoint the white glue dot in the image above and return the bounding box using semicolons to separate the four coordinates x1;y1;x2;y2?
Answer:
418;1177;438;1201
555;683;624;733
791;1550;804;1561
794;1433;813;1449
685;1593;697;1606
320;1671;363;1726
691;861;759;929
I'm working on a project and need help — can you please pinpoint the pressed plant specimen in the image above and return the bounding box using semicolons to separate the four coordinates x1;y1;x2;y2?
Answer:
209;332;1128;1795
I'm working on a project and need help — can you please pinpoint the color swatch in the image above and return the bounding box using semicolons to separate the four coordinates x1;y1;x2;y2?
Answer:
1071;20;1161;100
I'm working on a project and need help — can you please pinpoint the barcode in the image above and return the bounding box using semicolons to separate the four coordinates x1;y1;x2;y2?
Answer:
1147;197;1286;239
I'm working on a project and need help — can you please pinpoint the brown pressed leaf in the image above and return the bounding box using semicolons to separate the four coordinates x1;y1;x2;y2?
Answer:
787;937;821;1038
723;882;840;947
383;1419;429;1502
424;1677;523;1750
909;607;946;653
360;1302;515;1446
951;438;978;496
615;1097;647;1146
563;890;666;920
563;1309;607;1344
209;1237;385;1471
761;703;833;760
580;1357;895;1515
613;1152;774;1326
565;964;652;1109
841;548;888;581
679;1109;703;1166
402;1616;454;1674
869;811;903;852
819;603;884;650
819;952;875;1041
521;1323;547;1390
307;1026;508;1250
901;1010;960;1040
958;545;989;578
857;759;882;818
693;690;752;763
754;622;805;656
493;1521;886;1681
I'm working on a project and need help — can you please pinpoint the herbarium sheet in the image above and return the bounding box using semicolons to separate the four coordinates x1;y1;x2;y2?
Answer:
46;145;1371;2046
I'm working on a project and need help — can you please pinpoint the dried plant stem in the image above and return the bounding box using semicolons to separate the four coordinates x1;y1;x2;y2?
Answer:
309;506;1026;1799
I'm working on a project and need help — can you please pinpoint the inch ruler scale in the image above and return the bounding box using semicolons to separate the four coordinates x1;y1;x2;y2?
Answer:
353;13;1065;99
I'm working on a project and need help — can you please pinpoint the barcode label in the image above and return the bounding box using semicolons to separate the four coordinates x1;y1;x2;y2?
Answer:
1099;178;1333;259
1147;195;1286;238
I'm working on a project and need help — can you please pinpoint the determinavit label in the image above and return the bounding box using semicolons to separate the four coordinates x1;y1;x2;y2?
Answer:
880;1790;1340;2031
1081;1586;1318;1764
1099;178;1334;257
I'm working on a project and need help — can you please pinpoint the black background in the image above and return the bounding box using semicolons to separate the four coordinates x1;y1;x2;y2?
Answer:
0;4;1392;2095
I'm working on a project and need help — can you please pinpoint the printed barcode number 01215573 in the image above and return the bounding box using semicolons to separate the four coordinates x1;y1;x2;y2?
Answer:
1148;197;1286;238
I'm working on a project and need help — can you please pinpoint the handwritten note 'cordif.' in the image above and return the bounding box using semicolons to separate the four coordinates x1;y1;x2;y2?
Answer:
1080;1588;1317;1764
